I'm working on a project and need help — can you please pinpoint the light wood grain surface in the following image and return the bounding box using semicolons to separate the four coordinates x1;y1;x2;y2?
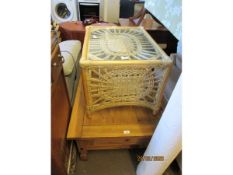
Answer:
67;77;162;140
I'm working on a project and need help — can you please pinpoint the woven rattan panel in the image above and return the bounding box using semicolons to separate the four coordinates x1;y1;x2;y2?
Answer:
80;26;172;114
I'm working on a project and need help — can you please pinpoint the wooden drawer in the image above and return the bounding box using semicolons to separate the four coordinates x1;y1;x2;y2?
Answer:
77;136;151;150
76;137;150;160
92;137;150;147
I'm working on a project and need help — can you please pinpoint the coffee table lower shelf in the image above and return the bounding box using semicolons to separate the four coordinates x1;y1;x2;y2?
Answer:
67;77;162;160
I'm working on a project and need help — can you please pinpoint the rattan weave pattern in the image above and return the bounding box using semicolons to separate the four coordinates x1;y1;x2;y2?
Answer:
80;26;172;114
85;64;169;113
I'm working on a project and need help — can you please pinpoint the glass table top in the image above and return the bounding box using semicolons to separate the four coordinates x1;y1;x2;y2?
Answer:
87;27;163;61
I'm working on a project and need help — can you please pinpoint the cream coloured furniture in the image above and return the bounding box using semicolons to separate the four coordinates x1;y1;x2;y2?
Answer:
80;26;172;114
59;40;82;105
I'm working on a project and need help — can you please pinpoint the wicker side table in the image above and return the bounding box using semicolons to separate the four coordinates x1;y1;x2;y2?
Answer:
80;26;172;114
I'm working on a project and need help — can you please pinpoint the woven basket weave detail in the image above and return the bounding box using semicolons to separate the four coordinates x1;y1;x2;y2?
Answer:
85;64;169;114
80;26;172;114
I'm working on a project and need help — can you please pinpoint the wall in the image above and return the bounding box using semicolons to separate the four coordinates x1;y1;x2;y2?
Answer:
145;0;182;40
103;0;120;23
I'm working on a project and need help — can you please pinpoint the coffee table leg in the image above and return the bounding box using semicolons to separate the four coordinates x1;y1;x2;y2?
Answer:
80;148;88;161
76;140;88;161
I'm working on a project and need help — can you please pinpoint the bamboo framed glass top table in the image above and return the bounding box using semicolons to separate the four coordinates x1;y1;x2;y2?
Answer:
80;26;172;115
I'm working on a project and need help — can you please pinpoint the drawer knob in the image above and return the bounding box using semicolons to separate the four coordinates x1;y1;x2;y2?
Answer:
58;54;62;58
52;62;57;67
58;54;65;63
